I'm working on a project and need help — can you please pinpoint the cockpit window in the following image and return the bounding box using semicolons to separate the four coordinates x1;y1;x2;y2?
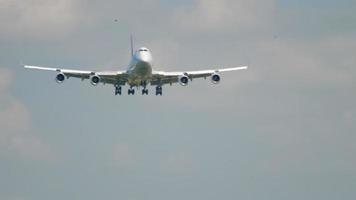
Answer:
139;48;148;52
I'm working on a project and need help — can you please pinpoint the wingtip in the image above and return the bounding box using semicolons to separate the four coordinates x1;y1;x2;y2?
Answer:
20;61;26;68
237;66;248;70
23;65;37;69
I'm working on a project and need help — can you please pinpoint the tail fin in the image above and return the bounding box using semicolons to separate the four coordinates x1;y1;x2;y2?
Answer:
130;34;134;58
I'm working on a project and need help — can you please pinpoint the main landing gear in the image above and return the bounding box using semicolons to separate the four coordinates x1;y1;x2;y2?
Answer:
128;88;149;95
114;86;162;96
155;86;163;96
128;88;135;95
141;81;149;95
115;85;122;96
142;88;149;95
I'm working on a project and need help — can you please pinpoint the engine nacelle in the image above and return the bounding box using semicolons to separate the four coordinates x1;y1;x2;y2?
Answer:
55;73;66;83
90;75;101;86
211;73;221;84
179;75;189;86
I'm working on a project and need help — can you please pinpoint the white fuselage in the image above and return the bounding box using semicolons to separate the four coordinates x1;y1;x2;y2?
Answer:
126;47;153;86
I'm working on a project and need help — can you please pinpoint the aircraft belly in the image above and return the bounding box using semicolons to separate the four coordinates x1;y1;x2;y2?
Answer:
128;61;152;86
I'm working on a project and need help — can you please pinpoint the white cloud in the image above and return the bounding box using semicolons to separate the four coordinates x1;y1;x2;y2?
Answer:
173;0;276;33
253;38;354;87
0;0;86;39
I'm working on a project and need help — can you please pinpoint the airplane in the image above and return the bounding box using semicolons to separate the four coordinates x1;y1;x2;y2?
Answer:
24;37;248;96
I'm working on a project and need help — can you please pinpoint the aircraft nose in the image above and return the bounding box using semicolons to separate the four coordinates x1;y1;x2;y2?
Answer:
138;53;152;63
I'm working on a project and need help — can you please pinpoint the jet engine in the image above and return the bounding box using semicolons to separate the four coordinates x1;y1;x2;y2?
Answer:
211;73;221;84
55;73;66;83
179;75;189;86
90;75;101;86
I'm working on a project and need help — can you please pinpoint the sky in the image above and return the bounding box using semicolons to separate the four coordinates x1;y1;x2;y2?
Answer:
0;0;356;200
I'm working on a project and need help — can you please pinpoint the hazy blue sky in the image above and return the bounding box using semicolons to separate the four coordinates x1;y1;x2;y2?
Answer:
1;0;355;200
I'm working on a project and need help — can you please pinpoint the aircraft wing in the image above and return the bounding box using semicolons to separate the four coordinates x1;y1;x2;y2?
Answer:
150;66;248;86
24;65;128;85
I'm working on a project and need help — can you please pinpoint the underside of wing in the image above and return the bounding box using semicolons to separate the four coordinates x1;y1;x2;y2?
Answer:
151;66;248;86
24;65;128;85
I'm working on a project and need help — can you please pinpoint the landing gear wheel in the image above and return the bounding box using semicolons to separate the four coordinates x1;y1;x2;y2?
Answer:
128;88;135;95
115;85;122;96
142;89;149;95
155;86;163;96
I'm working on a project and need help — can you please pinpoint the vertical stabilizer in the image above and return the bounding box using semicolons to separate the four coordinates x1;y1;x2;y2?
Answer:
130;34;134;58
